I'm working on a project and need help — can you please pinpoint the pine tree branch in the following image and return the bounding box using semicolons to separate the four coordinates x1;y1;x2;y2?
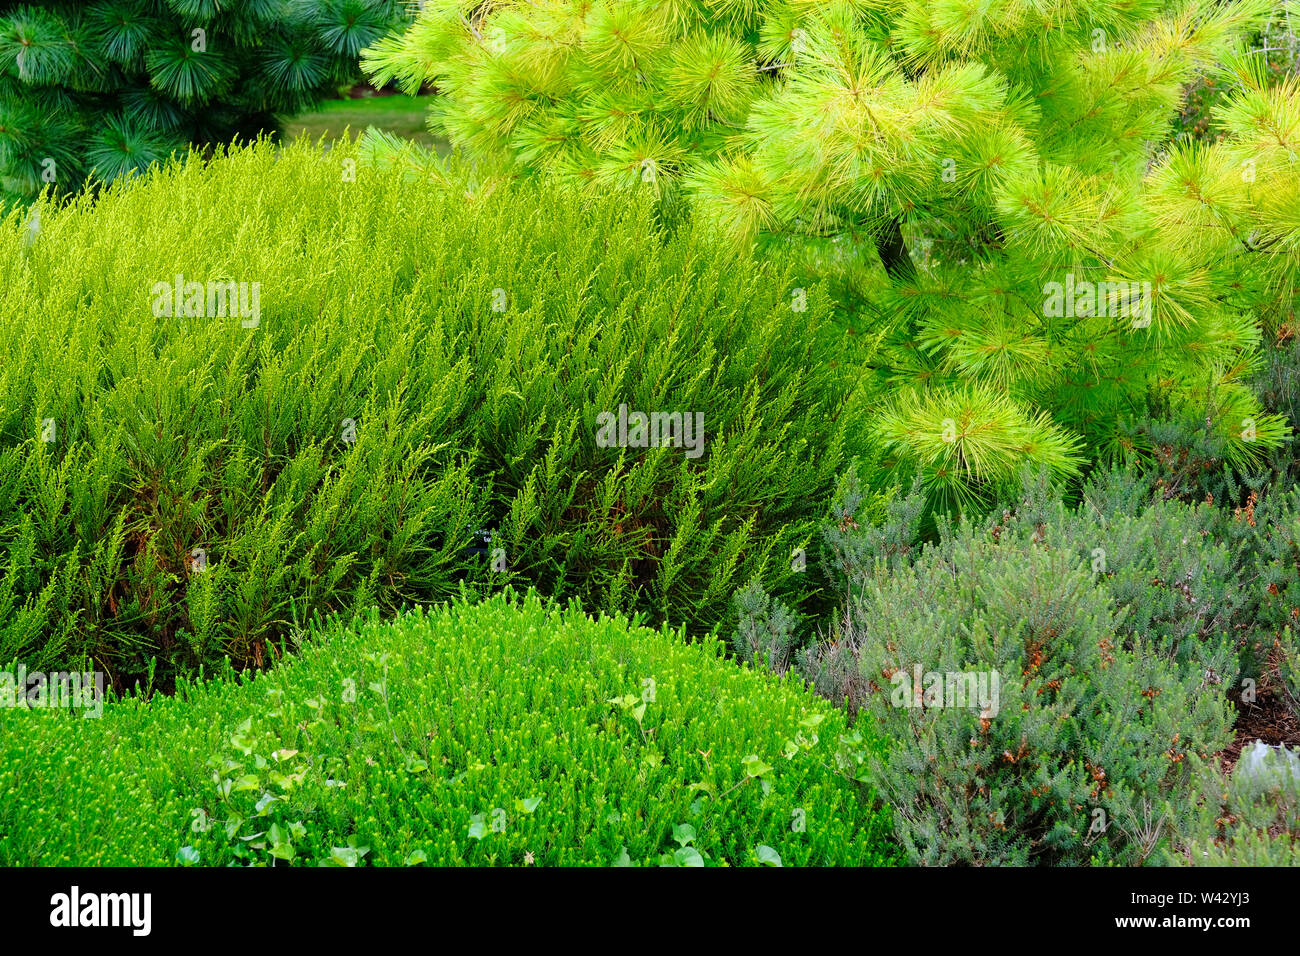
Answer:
877;215;917;283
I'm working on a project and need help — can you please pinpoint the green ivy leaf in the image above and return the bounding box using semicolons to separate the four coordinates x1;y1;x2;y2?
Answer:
467;813;488;840
327;847;360;867
514;795;543;814
230;717;255;755
755;845;782;867
798;713;825;731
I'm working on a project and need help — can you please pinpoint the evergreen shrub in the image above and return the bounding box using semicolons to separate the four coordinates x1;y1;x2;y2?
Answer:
0;138;866;685
364;0;1299;507
0;0;408;201
0;590;899;867
740;466;1300;864
1171;742;1300;866
833;526;1235;865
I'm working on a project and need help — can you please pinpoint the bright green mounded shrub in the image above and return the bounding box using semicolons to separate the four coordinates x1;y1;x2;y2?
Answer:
0;590;899;867
0;137;863;685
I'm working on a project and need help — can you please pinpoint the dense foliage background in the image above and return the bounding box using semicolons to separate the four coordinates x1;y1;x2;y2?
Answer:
0;140;865;688
366;0;1299;508
1;0;1297;869
0;0;407;202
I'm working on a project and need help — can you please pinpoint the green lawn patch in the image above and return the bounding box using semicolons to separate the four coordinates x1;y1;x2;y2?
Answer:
282;94;448;152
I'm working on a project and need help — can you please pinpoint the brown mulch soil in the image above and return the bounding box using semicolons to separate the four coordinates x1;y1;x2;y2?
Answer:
1219;688;1300;775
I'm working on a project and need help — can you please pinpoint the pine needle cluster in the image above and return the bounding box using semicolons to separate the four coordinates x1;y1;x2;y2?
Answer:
0;0;408;201
366;0;1299;505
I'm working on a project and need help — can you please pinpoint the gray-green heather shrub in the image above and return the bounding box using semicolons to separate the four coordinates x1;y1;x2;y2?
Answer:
762;466;1279;864
1118;409;1269;506
820;471;926;600
776;470;927;711
730;579;799;676
0;590;899;867
786;465;1256;698
989;469;1247;671
1242;485;1300;629
0;137;869;686
1086;459;1300;679
1278;627;1300;713
1011;464;1300;710
1169;742;1300;866
835;530;1236;866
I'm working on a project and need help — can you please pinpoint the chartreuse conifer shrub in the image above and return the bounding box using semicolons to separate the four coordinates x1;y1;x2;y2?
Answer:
0;0;408;203
0;591;899;867
0;137;866;686
364;0;1299;508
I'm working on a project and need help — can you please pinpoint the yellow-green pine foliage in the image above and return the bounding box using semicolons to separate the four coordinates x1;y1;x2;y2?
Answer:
366;0;1298;504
